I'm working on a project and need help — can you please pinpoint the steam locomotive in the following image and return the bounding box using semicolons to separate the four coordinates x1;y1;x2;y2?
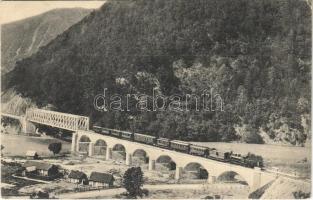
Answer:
92;125;263;168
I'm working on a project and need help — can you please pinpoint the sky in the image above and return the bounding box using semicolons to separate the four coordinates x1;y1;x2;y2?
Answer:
0;1;105;24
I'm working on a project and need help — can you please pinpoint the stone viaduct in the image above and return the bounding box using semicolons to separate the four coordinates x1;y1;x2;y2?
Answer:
2;109;277;192
72;130;276;192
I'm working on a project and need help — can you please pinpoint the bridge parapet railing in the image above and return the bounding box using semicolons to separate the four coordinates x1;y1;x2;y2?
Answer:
25;108;89;131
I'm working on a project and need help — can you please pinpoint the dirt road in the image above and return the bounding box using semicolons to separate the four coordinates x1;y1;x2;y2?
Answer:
57;183;244;199
57;184;206;198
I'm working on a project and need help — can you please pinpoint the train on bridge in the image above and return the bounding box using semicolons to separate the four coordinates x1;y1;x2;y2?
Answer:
92;125;264;169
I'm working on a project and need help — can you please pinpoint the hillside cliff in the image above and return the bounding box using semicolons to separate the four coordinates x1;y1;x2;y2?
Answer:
1;8;91;75
6;0;311;145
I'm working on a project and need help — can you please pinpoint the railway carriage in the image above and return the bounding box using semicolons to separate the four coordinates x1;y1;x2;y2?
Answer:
209;149;231;161
111;129;122;138
189;145;209;157
92;125;102;134
121;131;133;140
170;140;190;153
156;138;170;148
100;128;111;135
134;133;156;145
92;126;111;135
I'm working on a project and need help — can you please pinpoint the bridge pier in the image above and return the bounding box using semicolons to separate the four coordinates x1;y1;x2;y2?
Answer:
208;175;216;184
71;133;78;153
175;167;183;180
76;141;80;152
21;118;36;134
126;153;132;166
148;159;156;171
88;142;94;156
106;148;112;160
251;168;262;192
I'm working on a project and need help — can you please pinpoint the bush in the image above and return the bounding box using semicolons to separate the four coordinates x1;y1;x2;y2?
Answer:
48;142;62;155
241;125;264;144
30;191;49;199
122;167;144;198
293;190;310;199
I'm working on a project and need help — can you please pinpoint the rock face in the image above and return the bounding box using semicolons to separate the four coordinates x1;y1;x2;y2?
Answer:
4;0;312;145
1;8;92;115
1;89;35;115
260;177;311;199
1;8;91;75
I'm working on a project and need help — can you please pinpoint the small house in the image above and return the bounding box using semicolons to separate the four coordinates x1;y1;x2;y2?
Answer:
68;170;88;185
89;172;114;188
23;161;58;177
26;151;39;160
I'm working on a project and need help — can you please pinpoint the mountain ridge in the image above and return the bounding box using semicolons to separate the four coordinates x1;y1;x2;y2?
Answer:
6;0;311;145
1;7;92;75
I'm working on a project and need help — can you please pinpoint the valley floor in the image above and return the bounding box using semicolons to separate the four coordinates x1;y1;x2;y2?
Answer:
1;133;311;199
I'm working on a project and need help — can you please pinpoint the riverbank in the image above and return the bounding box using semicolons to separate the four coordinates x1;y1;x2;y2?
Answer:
1;134;71;157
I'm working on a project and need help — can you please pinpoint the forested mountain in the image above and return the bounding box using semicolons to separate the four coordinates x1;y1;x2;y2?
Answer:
1;8;91;75
6;0;311;145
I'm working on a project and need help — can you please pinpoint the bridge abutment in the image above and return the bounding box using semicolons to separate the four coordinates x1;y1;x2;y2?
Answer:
21;118;36;134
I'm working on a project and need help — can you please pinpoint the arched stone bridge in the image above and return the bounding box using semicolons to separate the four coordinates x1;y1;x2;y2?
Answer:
72;130;277;192
2;109;277;192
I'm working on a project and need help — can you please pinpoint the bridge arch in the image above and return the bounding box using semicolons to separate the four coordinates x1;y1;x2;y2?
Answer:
215;170;251;187
112;143;127;161
156;155;177;171
79;135;91;142
94;139;107;156
132;149;149;165
183;162;209;180
78;135;91;153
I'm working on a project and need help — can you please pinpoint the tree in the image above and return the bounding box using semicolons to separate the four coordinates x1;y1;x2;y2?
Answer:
30;191;49;199
122;167;145;198
48;142;62;155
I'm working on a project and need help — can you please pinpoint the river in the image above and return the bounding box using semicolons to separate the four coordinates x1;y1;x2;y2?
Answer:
1;133;71;157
